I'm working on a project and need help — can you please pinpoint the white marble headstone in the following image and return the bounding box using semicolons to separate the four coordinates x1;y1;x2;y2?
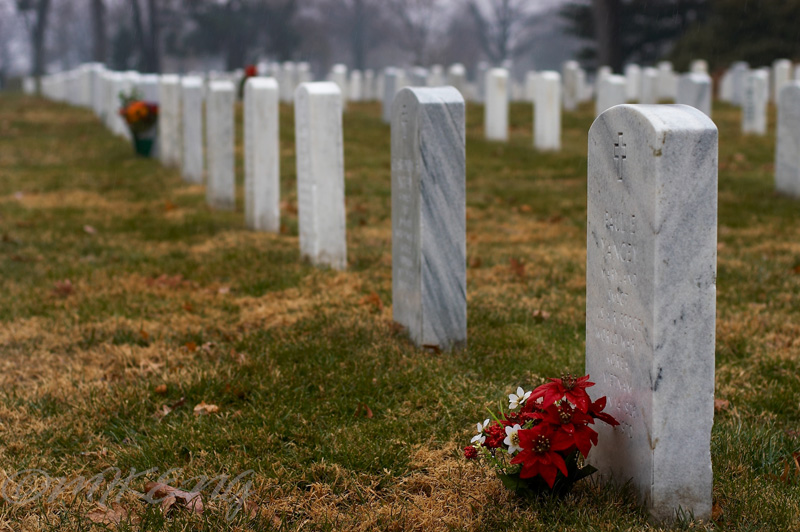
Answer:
181;77;205;184
294;82;347;270
563;60;581;111
775;82;800;197
624;64;641;102
596;74;626;116
586;104;717;522
640;68;659;105
677;72;712;118
742;70;768;135
485;68;509;141
534;71;561;151
244;77;281;232
206;80;236;210
392;86;466;351
773;59;792;104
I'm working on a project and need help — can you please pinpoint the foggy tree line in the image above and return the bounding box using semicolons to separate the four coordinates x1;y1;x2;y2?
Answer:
6;0;800;83
3;0;546;79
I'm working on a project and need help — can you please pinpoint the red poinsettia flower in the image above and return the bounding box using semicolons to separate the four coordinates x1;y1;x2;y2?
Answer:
531;374;595;413
510;424;573;488
483;423;506;449
245;65;258;77
588;396;620;427
537;402;598;458
464;446;478;460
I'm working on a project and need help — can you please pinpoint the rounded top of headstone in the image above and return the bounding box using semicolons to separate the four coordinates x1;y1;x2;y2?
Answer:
181;76;203;88
161;74;181;85
394;86;464;109
295;81;341;97
209;80;235;92
539;71;561;81
246;77;278;90
591;104;717;138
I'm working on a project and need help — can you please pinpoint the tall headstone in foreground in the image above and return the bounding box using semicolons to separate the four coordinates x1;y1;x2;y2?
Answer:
485;68;509;141
392;87;466;351
181;77;204;184
244;77;281;232
677;72;712;118
295;82;347;270
206;81;236;210
596;75;626;116
534;71;561;151
775;82;800;197
773;59;792;103
742;70;768;135
586;104;717;522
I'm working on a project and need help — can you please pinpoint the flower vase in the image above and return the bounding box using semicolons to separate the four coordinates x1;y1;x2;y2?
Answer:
132;124;158;158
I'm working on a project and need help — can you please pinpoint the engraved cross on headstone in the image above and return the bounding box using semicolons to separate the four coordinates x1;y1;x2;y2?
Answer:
614;132;627;181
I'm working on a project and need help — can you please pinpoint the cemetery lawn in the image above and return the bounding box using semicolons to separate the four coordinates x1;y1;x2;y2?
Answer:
1;93;799;532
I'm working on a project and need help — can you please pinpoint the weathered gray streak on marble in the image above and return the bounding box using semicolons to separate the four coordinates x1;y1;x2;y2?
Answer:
295;82;347;270
775;82;800;197
181;77;204;184
244;77;281;232
676;73;712;118
205;81;236;210
586;105;717;522
392;87;466;351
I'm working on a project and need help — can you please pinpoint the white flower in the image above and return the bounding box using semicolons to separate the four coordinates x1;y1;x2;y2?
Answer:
471;418;490;444
503;424;524;455
508;387;532;410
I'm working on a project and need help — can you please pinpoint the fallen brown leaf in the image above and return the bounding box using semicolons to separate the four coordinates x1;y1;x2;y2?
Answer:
143;482;204;515
519;204;532;213
156;397;185;420
532;309;551;322
164;200;177;212
87;504;133;525
712;502;723;521
185;341;198;352
714;398;730;412
354;403;374;418
509;258;525;278
182;302;193;312
139;329;150;341
469;257;482;268
193;401;219;416
154;384;168;395
52;279;73;297
360;292;383;311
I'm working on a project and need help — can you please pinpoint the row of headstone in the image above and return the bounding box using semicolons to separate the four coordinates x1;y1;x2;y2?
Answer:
39;63;349;272
42;59;800;525
388;86;717;521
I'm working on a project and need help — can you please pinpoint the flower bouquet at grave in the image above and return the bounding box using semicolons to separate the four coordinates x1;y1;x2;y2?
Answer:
118;89;159;157
464;374;619;497
239;64;258;99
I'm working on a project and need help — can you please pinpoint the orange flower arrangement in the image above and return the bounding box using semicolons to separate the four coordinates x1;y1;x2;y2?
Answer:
118;89;159;136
